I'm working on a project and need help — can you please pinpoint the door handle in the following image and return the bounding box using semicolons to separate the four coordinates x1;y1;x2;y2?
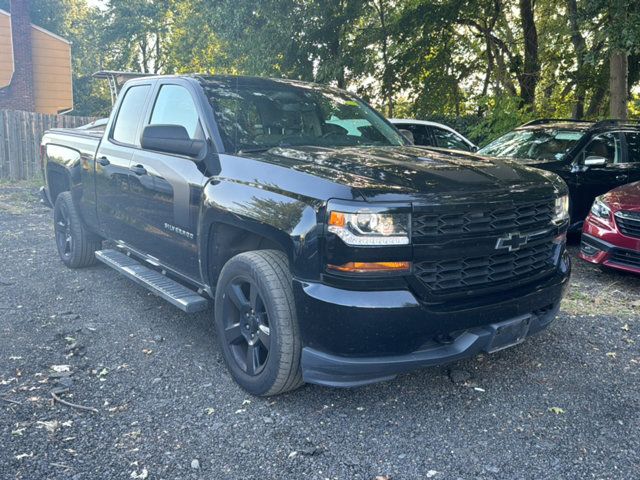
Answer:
97;156;110;166
615;174;627;181
130;164;147;176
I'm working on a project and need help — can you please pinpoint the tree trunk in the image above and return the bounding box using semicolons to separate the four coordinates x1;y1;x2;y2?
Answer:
481;31;494;97
566;0;586;118
609;0;628;119
518;0;539;106
586;60;609;118
139;37;149;74
374;0;394;117
609;50;628;119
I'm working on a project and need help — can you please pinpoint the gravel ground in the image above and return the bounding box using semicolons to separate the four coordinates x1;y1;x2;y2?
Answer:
1;183;639;480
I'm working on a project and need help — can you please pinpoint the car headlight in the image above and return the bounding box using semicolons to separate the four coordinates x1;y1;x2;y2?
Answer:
590;196;611;219
328;211;410;246
553;195;569;224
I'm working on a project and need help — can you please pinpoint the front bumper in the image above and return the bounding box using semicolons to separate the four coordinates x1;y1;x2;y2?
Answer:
579;233;640;274
294;251;570;387
302;305;559;387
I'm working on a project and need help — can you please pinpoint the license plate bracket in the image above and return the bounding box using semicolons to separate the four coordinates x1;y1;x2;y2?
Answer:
486;315;532;353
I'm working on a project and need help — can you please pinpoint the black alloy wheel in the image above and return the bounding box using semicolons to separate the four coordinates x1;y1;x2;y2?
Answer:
53;191;101;268
221;276;271;376
214;250;303;396
54;199;73;262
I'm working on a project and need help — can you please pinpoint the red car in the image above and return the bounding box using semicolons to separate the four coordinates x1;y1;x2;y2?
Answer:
579;181;640;273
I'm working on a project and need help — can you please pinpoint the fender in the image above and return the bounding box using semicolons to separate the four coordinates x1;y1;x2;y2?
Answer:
198;177;325;293
42;132;103;233
43;142;81;197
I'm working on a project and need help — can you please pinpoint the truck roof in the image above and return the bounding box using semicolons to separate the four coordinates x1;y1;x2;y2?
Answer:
516;118;640;133
123;73;341;93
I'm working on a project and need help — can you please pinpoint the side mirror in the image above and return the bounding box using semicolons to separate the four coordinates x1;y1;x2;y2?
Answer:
398;129;414;145
584;155;607;167
470;145;479;153
141;124;205;158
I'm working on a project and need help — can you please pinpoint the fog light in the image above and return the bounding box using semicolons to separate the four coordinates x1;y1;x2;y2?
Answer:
580;241;600;257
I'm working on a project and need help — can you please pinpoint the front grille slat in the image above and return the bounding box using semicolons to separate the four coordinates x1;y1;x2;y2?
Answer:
414;241;556;293
413;200;554;239
610;249;640;267
615;211;640;239
411;199;557;296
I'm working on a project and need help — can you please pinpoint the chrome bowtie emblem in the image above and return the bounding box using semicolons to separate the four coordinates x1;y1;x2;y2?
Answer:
495;232;528;252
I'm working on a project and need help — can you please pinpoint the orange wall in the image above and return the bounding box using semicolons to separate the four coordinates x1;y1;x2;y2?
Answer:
31;26;73;113
0;11;73;114
0;13;13;87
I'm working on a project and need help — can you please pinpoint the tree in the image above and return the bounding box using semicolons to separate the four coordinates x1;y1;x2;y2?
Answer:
609;0;628;119
518;0;538;106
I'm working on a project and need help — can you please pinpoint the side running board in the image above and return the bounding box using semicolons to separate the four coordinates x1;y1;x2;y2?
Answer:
95;249;209;313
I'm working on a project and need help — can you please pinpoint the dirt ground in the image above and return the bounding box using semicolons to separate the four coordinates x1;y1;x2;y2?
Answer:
1;182;639;480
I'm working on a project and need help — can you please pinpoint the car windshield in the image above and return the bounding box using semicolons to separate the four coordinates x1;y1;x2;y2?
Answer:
478;129;585;161
201;79;405;153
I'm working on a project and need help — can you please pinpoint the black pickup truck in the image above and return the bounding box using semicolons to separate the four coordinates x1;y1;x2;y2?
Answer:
41;75;571;395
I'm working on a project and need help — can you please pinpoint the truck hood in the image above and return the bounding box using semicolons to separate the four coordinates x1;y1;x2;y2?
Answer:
484;155;564;167
248;145;564;202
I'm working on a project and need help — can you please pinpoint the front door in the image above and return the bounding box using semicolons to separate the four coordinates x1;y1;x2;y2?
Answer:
620;131;640;184
574;132;628;220
95;83;153;242
126;82;208;281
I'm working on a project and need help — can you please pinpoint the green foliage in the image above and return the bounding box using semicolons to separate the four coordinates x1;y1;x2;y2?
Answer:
3;0;640;134
468;95;537;146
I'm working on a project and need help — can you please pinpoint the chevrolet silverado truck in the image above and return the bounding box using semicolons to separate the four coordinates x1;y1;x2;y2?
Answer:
41;75;571;395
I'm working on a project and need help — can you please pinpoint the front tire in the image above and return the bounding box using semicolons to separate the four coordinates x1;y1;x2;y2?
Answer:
53;192;101;268
214;250;303;396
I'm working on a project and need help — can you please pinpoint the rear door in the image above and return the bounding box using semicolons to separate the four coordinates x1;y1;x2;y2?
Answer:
620;130;640;183
95;82;153;242
126;80;209;281
574;132;627;219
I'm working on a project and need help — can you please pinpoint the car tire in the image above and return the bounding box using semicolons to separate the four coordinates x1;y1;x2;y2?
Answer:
214;250;303;396
53;191;101;268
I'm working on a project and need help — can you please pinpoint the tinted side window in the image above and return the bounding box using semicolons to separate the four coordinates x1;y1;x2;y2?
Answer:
624;132;640;163
432;127;470;151
583;133;620;164
401;124;432;146
150;85;201;138
112;85;151;145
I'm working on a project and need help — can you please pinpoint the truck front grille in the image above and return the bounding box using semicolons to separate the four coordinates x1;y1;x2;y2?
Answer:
615;211;640;239
412;200;554;239
414;241;556;292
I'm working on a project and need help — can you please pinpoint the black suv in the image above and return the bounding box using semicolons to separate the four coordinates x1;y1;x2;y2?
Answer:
478;119;640;228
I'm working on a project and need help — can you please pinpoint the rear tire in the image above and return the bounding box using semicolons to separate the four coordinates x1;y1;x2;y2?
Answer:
53;192;101;268
214;250;303;396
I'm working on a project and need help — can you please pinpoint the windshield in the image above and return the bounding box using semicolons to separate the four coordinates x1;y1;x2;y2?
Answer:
201;79;405;153
478;129;585;161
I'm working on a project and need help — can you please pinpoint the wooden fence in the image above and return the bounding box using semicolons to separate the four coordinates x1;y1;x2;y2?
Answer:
0;110;97;181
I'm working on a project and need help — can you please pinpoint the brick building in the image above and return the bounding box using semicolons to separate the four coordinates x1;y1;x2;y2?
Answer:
0;0;73;114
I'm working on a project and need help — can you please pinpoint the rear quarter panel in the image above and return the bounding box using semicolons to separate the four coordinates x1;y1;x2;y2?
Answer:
42;130;102;233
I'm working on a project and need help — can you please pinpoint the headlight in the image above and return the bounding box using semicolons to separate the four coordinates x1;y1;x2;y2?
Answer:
590;196;611;219
328;211;410;246
553;195;569;224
